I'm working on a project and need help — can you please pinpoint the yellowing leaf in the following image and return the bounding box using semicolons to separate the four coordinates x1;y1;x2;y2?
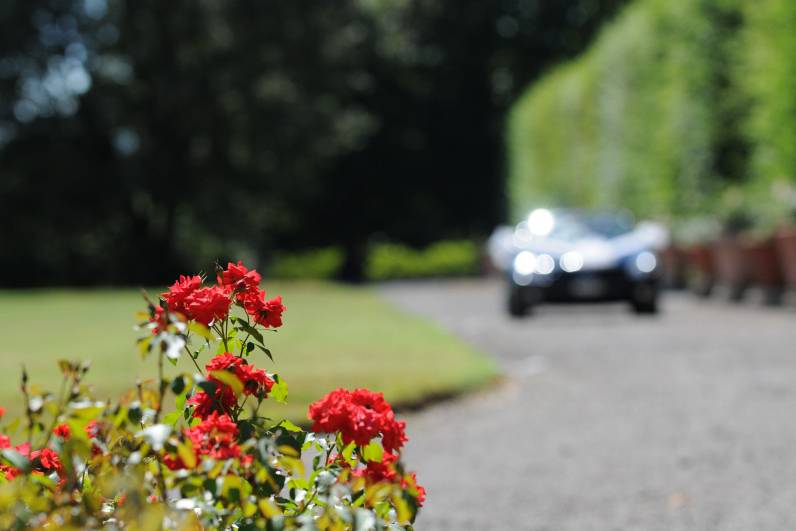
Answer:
277;455;304;477
177;441;197;469
209;370;244;396
137;336;152;359
392;492;412;523
188;322;216;341
258;498;282;518
243;501;257;517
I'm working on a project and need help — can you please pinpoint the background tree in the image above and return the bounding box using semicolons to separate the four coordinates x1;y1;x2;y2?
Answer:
0;0;626;285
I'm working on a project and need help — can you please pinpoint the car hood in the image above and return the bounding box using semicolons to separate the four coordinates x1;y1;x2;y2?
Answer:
519;224;667;271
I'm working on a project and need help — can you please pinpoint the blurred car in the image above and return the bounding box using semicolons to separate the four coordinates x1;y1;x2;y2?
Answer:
498;209;666;316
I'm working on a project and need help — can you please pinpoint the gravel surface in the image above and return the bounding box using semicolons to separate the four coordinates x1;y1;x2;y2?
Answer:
380;279;796;530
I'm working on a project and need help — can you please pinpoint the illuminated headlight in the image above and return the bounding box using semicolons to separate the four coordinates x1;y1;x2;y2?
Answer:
633;251;657;274
560;251;584;273
535;254;555;275
513;251;537;276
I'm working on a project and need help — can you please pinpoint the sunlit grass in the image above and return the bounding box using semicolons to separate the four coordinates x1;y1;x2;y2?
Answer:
0;282;497;422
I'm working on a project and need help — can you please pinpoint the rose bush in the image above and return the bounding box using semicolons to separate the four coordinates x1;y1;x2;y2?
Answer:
0;262;424;529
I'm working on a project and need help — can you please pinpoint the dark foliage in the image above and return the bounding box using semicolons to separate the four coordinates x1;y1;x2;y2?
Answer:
0;0;626;285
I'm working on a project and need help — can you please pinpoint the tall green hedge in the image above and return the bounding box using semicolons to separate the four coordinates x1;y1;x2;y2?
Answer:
739;0;796;226
508;0;796;230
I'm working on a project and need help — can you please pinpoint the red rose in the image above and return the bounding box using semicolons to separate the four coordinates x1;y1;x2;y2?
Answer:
31;448;62;474
184;286;232;325
236;362;274;397
163;275;203;316
185;411;240;460
354;451;399;482
15;442;31;457
53;423;71;439
308;388;407;452
0;464;19;481
402;472;426;506
218;261;262;295
86;420;100;439
149;305;170;335
206;352;244;373
188;385;237;419
241;290;285;329
205;353;274;399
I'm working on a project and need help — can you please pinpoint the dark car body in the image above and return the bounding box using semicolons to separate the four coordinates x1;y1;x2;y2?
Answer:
505;209;663;316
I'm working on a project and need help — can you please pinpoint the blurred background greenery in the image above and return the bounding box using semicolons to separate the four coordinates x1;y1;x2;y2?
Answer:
508;0;796;240
0;283;497;422
0;0;626;286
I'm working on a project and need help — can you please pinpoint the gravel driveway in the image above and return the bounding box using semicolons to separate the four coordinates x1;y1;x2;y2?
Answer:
380;279;796;530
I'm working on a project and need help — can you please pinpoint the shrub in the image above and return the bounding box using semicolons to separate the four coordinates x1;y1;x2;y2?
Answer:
268;248;345;280
0;261;423;529
366;240;480;281
736;0;796;227
507;0;746;224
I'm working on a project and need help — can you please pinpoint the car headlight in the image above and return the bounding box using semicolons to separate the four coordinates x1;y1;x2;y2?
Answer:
560;251;584;273
535;254;555;275
628;251;657;276
513;251;556;278
513;251;537;276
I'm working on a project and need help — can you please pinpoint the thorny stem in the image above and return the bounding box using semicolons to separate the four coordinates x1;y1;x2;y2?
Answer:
154;351;165;424
42;371;74;447
213;322;229;352
20;366;33;446
238;313;252;358
154;350;168;500
136;380;146;430
184;343;204;375
234;394;251;421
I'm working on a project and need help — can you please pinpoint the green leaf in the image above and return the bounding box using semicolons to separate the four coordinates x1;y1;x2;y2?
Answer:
278;419;302;433
2;449;31;472
236;320;264;344
162;410;181;426
127;406;143;424
362;441;383;463
270;374;288;404
228;338;242;354
341;441;357;466
257;344;274;362
171;375;187;395
175;393;187;411
288;477;309;490
221;475;252;501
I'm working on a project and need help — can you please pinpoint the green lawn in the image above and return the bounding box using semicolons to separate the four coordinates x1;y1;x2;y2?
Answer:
0;282;496;422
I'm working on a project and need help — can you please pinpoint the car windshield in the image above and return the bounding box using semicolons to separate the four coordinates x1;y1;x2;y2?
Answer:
548;211;634;242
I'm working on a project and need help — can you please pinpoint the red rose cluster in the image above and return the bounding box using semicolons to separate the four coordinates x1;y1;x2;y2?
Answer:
188;353;274;419
162;262;285;328
312;389;425;506
0;437;63;484
165;412;242;470
308;388;408;453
